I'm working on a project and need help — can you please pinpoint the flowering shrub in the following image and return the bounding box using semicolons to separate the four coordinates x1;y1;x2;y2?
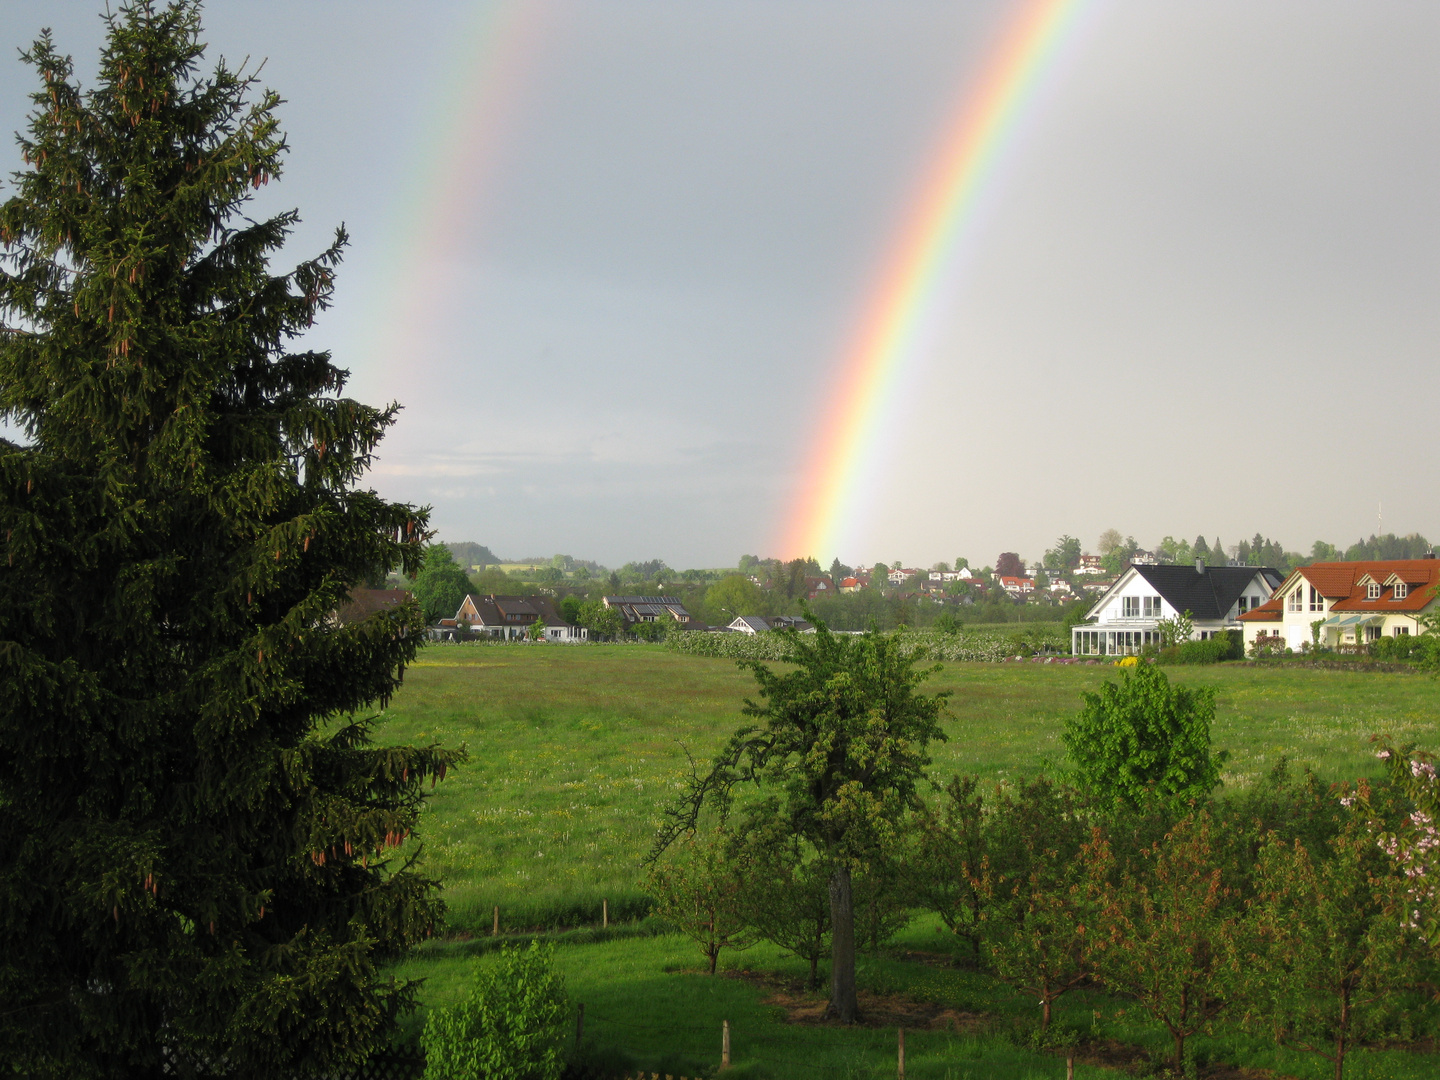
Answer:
1248;634;1287;659
1352;742;1440;946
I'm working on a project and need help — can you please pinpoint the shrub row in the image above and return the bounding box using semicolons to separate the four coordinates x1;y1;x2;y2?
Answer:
665;627;1067;663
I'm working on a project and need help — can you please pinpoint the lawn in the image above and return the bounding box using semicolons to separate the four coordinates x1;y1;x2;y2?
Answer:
372;644;1439;934
373;643;1440;1077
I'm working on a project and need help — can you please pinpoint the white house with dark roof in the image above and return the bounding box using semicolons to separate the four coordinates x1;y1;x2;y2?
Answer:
1072;561;1283;656
726;615;814;634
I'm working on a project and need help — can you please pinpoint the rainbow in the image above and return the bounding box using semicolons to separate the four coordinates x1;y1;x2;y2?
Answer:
365;0;549;405
778;0;1095;562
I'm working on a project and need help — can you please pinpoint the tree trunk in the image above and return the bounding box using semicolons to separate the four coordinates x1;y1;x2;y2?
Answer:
1041;997;1051;1032
809;954;819;991
1333;1032;1344;1080
825;865;859;1022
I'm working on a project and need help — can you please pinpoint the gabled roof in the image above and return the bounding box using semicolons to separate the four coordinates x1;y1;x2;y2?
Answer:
460;593;568;627
1301;559;1438;613
1104;564;1283;620
334;588;412;626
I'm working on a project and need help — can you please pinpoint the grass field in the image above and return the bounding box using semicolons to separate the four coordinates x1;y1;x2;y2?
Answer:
374;644;1439;934
373;643;1440;1077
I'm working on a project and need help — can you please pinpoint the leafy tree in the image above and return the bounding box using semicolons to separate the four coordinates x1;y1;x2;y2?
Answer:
558;594;584;624
413;542;472;621
995;552;1025;578
1242;828;1423;1080
1089;813;1239;1072
1098;529;1125;556
901;775;988;957
654;618;948;1021
0;5;463;1075
577;599;623;641
704;572;766;622
421;940;569;1080
868;561;889;588
1192;535;1210;562
734;809;832;989
1045;535;1081;571
981;827;1103;1033
1310;540;1339;562
1062;664;1226;809
644;829;754;975
1155;608;1194;648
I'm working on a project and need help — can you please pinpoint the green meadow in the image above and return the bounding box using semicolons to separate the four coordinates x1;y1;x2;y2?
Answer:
374;643;1440;1077
376;644;1438;934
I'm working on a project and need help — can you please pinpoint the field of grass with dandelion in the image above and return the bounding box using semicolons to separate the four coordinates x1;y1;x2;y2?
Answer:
374;644;1440;1078
374;643;1440;935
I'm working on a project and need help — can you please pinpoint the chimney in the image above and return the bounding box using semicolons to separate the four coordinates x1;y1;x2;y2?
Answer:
1195;557;1205;574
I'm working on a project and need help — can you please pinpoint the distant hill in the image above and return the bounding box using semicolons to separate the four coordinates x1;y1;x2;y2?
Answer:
444;541;501;569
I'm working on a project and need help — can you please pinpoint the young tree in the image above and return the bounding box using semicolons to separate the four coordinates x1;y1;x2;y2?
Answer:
421;940;569;1080
653;618;948;1021
734;809;832;990
1089;814;1239;1072
980;827;1105;1033
644;829;755;975
900;774;988;958
1062;664;1226;809
0;4;463;1075
1243;828;1422;1080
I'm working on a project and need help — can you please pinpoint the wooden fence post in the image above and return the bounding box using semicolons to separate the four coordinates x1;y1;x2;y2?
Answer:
897;1027;905;1080
603;898;608;928
575;1002;584;1049
493;905;499;936
1066;1054;1074;1080
721;1019;730;1070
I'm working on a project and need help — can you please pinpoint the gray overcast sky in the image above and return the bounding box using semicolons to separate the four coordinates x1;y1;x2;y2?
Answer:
0;2;1436;569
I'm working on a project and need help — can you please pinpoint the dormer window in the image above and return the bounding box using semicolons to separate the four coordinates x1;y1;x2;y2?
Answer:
1393;582;1408;600
1367;582;1381;600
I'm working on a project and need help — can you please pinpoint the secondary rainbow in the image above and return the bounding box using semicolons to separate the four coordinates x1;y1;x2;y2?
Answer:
366;0;548;403
778;0;1093;562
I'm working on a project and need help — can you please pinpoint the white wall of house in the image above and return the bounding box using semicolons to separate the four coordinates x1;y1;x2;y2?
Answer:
1075;568;1278;656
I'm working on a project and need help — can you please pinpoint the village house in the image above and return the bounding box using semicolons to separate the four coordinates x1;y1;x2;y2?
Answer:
802;576;836;600
1076;554;1105;575
1072;560;1283;657
1237;557;1440;652
453;594;588;642
839;576;863;593
602;595;694;628
726;615;814;633
999;575;1036;597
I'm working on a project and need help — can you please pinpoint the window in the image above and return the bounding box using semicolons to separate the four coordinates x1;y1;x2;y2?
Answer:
1365;625;1382;643
1287;588;1303;613
1393;582;1408;600
1309;586;1324;612
1396;625;1410;636
1122;596;1140;617
1366;582;1381;600
1143;596;1162;617
1237;597;1248;614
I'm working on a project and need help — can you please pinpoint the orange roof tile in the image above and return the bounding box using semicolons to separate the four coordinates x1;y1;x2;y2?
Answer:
1299;560;1439;613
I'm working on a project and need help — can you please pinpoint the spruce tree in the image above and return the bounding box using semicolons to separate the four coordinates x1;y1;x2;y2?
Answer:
0;4;461;1075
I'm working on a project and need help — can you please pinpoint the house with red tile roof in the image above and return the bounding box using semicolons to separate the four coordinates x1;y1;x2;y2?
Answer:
999;575;1035;596
1237;557;1440;651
